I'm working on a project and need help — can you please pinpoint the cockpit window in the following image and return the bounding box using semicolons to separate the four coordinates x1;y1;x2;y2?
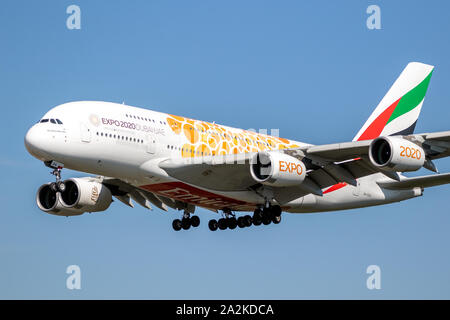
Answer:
39;118;63;124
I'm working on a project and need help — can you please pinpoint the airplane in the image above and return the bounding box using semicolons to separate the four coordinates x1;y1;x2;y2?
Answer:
24;62;450;231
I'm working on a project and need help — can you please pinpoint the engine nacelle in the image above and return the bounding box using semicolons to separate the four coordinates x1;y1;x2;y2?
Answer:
59;178;112;212
369;136;425;172
250;151;306;187
36;178;112;216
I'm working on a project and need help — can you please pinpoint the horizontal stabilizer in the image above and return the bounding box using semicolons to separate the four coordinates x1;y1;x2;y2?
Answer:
378;173;450;190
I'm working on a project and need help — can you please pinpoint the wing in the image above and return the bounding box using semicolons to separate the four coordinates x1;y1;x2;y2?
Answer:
158;153;256;192
406;130;450;161
156;130;450;205
102;177;193;212
378;173;450;189
156;144;378;205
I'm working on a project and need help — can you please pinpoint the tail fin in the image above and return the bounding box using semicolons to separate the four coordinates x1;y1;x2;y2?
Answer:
353;62;434;141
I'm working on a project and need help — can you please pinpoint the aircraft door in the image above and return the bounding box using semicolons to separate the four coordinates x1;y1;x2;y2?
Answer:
80;123;91;143
147;133;156;154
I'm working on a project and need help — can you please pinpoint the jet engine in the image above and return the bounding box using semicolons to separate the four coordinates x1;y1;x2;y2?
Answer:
369;136;425;172
250;151;306;187
36;178;112;216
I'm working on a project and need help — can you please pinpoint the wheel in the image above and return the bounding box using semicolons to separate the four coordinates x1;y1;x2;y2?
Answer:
172;219;182;231
272;215;281;224
50;182;58;192
181;217;191;230
237;217;246;228
228;217;237;230
262;207;271;219
272;205;282;217
190;215;200;227
243;215;253;227
218;218;228;230
253;217;262;226
253;208;263;220
208;219;218;231
57;181;66;192
262;209;271;225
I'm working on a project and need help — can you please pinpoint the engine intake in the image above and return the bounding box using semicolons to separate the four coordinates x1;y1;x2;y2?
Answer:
36;183;84;216
37;183;58;212
250;151;306;187
369;136;425;172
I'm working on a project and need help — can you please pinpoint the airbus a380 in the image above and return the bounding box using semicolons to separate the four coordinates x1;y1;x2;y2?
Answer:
25;62;450;231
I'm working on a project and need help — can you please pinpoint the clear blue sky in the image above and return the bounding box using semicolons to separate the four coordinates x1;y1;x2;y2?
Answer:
1;0;450;299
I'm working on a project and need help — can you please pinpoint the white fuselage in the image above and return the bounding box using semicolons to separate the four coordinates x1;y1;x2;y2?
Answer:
24;101;422;214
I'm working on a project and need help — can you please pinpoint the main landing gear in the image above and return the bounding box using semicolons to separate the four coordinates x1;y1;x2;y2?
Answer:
208;205;282;231
207;209;244;231
172;211;200;231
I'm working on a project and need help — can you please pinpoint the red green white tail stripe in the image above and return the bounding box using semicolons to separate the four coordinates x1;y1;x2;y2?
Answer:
353;62;434;141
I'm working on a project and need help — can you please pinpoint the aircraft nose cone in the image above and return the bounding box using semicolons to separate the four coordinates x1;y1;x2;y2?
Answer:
25;126;36;151
25;125;49;160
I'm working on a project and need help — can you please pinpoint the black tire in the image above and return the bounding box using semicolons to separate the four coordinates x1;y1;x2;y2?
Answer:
228;217;237;230
191;215;200;227
253;208;263;220
208;219;218;231
262;212;271;225
50;182;58;192
172;219;182;231
57;181;66;192
272;215;281;224
253;217;262;226
237;217;246;228
243;215;253;227
262;207;272;219
181;218;191;230
218;218;228;230
272;205;282;217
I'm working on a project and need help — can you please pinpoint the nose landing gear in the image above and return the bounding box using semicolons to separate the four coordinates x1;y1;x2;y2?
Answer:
45;160;66;192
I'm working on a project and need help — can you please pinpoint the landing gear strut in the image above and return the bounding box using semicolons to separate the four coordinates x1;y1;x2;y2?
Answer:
172;211;200;231
45;160;66;192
